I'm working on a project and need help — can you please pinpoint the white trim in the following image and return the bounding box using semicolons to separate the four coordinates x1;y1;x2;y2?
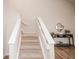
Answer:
39;36;46;59
35;16;55;59
35;16;55;44
8;16;21;59
16;32;21;59
8;18;21;44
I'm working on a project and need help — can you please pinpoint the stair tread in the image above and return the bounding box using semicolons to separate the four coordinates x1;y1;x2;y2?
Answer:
20;58;43;59
22;36;38;38
20;49;42;53
19;53;43;58
22;37;38;40
21;40;39;43
20;57;43;59
21;42;40;45
21;41;39;43
21;45;41;50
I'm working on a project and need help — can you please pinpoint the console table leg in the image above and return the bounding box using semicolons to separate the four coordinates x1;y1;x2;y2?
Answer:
69;38;71;46
72;37;74;47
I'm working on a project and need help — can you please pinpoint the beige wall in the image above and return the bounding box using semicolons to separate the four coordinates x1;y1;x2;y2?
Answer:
3;0;19;56
15;0;75;45
15;0;75;34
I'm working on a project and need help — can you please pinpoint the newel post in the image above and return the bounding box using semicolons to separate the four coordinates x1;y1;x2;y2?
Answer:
49;44;55;59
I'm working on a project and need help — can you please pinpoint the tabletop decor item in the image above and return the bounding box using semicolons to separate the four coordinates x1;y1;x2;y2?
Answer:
50;32;56;37
56;23;64;32
65;29;70;34
56;23;64;34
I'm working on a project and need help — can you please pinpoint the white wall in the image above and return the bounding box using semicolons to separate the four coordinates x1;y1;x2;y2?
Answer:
3;0;20;56
15;0;75;35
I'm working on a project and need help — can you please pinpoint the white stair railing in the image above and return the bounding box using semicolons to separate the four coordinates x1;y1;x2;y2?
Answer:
35;16;55;59
8;17;21;59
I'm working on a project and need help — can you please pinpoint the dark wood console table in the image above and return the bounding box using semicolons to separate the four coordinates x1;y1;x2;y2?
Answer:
51;34;74;47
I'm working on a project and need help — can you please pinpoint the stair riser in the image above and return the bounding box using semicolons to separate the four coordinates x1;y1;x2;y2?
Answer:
21;42;40;45
20;55;43;58
21;40;39;43
20;50;42;53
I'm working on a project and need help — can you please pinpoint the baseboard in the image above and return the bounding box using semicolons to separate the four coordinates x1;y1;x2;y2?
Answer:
22;32;38;37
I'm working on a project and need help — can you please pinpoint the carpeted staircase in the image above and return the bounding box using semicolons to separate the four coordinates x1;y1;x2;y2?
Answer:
19;35;43;59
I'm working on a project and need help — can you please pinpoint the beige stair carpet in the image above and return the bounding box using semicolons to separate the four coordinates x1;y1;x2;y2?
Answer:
19;36;44;59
